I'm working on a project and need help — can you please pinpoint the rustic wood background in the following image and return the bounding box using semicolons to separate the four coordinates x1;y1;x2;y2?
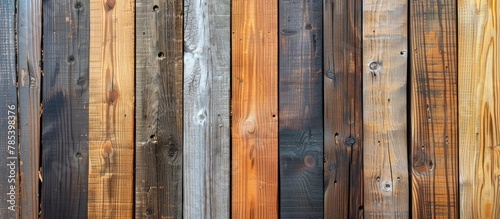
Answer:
0;0;496;218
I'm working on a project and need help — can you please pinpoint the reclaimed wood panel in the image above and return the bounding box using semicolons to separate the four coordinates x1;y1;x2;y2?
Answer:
459;0;500;218
135;0;183;218
88;0;134;217
324;0;363;218
232;0;279;217
279;0;323;217
410;0;459;218
18;0;42;218
41;0;90;218
363;0;409;217
184;0;230;218
0;0;18;217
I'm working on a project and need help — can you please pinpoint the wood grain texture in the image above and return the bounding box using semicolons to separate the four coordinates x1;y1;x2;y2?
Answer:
459;1;500;218
279;0;323;217
184;0;230;218
18;0;42;218
410;0;459;218
362;0;409;217
0;0;18;217
323;0;363;218
232;0;279;217
135;0;183;218
88;0;134;217
41;1;90;218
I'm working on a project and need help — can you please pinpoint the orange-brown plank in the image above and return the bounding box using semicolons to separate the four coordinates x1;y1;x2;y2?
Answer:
231;0;278;217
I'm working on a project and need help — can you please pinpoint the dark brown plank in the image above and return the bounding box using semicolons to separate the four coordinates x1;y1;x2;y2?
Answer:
323;0;363;218
41;1;90;218
279;0;323;217
410;0;459;218
135;1;184;218
18;0;42;218
0;0;19;217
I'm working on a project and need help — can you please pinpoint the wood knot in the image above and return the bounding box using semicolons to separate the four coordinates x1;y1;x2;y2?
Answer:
108;89;119;104
104;0;115;10
101;141;114;158
242;119;255;134
77;77;86;86
381;181;392;192
304;154;315;168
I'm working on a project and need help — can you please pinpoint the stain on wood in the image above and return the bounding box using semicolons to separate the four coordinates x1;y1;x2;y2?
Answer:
18;0;42;218
135;0;183;218
0;0;18;217
323;0;364;217
232;0;279;217
459;0;500;218
362;0;409;217
88;0;134;217
184;0;230;218
279;0;323;217
40;0;90;218
410;0;459;218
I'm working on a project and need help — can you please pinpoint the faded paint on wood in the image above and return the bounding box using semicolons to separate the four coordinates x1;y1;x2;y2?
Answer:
18;0;42;218
88;0;134;217
279;0;323;217
135;0;183;218
362;0;409;217
0;0;18;217
324;0;363;218
41;0;90;218
410;0;459;218
232;0;279;217
184;0;230;218
459;0;500;218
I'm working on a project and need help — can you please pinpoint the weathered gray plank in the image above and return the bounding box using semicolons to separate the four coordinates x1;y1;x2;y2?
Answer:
17;1;42;218
279;0;323;217
0;0;19;217
41;1;90;218
135;1;184;218
183;0;230;218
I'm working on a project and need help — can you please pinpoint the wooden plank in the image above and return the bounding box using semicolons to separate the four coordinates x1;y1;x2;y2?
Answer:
458;1;500;218
88;0;134;218
18;0;42;218
279;0;323;217
40;0;90;218
0;0;18;217
362;0;409;217
231;0;278;217
323;0;363;218
184;0;230;218
135;0;183;218
410;0;459;218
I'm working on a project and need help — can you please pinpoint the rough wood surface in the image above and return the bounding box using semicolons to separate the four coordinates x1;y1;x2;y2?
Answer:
362;0;409;217
0;0;19;217
135;0;183;218
88;0;134;217
459;0;500;218
184;0;230;218
232;0;279;217
323;0;363;218
410;0;459;218
279;0;323;217
18;0;42;218
40;0;90;218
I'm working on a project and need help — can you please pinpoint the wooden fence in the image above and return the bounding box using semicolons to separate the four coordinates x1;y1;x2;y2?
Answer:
0;0;497;218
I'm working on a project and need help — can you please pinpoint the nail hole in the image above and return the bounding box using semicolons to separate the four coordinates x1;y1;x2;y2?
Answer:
158;52;165;58
74;2;82;9
75;152;82;158
153;5;159;11
272;114;276;118
68;55;75;63
376;177;380;181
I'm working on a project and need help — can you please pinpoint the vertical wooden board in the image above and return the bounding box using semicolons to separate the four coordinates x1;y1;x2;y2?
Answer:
323;0;363;218
410;0;459;218
459;1;500;218
279;0;323;217
232;0;278;218
41;0;90;218
18;0;42;218
184;0;230;218
0;0;18;217
88;0;134;218
363;0;409;217
135;0;183;218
